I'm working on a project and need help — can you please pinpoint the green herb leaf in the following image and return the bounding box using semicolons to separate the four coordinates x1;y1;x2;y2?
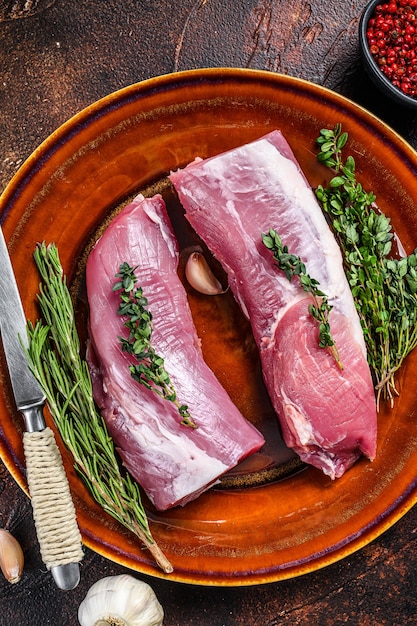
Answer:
315;125;417;407
113;262;197;429
25;242;173;574
262;229;343;369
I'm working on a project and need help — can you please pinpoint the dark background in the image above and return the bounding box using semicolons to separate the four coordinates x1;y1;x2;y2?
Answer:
1;1;417;624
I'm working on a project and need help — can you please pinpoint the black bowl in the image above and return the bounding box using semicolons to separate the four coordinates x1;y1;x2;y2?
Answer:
359;0;417;110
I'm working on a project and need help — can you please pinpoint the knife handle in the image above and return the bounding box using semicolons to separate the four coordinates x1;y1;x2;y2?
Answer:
22;425;83;588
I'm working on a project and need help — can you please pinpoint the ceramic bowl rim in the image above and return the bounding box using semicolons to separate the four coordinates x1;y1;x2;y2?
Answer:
359;0;417;109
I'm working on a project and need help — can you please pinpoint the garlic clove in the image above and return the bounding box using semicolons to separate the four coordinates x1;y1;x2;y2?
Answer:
78;574;164;626
0;529;24;584
185;251;226;295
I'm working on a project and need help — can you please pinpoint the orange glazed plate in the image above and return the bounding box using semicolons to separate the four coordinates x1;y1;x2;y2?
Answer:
1;69;417;586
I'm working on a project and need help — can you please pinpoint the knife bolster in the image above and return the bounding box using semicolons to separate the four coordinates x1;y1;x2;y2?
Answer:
20;403;46;433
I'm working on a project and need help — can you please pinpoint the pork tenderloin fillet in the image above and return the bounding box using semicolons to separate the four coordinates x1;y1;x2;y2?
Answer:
86;194;265;510
170;130;377;479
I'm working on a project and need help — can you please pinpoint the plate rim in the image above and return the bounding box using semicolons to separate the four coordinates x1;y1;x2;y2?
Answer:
1;67;417;586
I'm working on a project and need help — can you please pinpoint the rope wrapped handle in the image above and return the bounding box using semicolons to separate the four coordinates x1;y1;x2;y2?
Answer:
23;427;83;569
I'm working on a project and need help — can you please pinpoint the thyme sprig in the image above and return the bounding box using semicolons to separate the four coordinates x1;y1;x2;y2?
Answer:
113;262;197;428
25;243;173;574
315;124;417;407
262;229;343;369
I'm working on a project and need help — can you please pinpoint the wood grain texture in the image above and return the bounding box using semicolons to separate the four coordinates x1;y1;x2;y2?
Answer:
1;1;417;624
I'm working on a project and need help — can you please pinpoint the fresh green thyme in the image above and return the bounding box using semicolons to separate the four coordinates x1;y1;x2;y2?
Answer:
25;243;173;574
262;229;343;369
315;124;417;407
113;262;197;429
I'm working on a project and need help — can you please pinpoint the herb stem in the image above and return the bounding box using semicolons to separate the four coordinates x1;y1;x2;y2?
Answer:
315;124;417;407
113;262;197;429
25;243;173;574
262;229;343;369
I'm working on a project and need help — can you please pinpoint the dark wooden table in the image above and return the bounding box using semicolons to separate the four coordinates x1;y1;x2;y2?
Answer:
1;1;417;624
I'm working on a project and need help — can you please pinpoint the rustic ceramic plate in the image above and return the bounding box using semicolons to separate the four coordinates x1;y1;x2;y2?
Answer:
1;68;417;586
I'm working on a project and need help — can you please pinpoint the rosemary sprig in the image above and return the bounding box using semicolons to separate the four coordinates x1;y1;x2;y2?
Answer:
113;262;197;428
262;229;343;369
25;243;173;574
315;124;417;407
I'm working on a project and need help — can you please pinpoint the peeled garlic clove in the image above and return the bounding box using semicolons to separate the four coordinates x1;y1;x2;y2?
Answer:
185;251;225;295
0;529;24;584
78;574;164;626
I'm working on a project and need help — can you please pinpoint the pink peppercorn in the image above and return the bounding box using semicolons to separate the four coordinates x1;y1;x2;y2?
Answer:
366;0;417;98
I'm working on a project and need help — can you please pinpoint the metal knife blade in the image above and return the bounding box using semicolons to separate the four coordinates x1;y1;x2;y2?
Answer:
0;226;82;589
0;229;45;422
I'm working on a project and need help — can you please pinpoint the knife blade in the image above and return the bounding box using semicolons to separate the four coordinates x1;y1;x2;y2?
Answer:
0;226;83;590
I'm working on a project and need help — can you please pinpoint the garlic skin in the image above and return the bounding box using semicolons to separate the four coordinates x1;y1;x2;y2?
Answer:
0;529;24;584
185;251;226;295
78;574;164;626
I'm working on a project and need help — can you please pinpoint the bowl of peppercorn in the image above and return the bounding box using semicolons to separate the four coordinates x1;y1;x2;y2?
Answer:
359;0;417;109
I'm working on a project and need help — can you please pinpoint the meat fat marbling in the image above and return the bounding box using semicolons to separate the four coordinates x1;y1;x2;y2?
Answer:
170;130;377;479
86;194;265;511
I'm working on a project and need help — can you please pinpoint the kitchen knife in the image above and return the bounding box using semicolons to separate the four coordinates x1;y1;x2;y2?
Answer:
0;226;83;590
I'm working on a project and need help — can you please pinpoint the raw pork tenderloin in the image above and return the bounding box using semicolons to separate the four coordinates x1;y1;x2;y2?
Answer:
170;130;377;479
86;194;265;511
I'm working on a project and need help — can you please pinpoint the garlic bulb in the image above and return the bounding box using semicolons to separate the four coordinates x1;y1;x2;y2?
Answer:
185;251;226;295
78;574;164;626
0;529;24;584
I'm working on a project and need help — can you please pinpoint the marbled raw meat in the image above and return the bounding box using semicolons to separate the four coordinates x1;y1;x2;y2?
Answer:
170;130;377;479
86;194;265;510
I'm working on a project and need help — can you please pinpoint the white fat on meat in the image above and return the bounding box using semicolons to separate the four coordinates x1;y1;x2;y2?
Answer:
86;194;265;510
170;130;377;479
